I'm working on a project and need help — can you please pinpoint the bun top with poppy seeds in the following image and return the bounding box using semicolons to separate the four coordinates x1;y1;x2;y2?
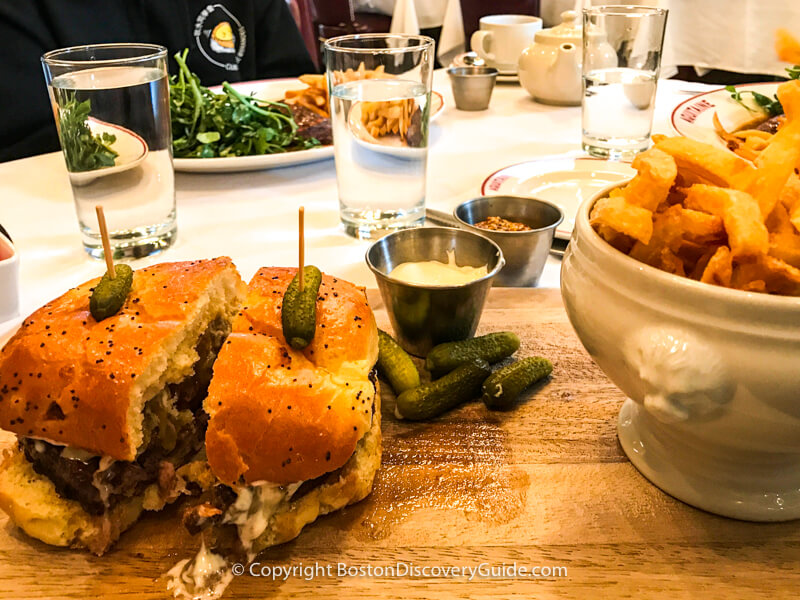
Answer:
203;267;379;486
0;258;246;460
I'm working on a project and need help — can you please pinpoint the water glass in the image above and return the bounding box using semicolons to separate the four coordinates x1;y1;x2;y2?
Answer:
324;34;434;240
42;43;176;259
581;6;668;160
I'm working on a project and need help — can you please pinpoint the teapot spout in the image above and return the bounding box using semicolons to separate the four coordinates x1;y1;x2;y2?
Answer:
546;42;582;105
552;42;580;81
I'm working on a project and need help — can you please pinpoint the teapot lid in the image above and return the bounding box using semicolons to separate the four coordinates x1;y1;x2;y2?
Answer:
534;10;582;45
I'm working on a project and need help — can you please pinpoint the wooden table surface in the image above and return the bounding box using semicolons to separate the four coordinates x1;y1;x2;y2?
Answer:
1;288;798;599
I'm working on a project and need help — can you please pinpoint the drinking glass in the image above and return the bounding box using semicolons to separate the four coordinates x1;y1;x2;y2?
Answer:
42;43;176;259
581;6;668;160
324;34;434;240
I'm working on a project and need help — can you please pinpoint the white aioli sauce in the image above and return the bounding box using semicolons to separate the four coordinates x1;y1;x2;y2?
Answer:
388;250;488;286
166;481;302;599
166;541;233;600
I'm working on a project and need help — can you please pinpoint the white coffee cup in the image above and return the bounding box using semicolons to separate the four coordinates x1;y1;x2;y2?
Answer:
470;15;543;73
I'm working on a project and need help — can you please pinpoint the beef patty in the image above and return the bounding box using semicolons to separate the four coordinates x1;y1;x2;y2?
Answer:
291;104;333;146
19;316;230;516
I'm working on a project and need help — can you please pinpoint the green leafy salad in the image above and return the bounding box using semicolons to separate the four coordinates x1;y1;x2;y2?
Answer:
56;93;118;172
169;50;320;158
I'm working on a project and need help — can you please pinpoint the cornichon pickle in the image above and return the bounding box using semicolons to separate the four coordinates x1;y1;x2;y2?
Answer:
481;356;553;410
396;359;491;420
89;264;133;322
425;331;520;376
281;266;322;350
377;330;420;395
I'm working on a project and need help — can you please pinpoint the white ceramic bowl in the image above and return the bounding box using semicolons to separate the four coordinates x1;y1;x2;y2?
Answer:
561;182;800;522
0;232;19;324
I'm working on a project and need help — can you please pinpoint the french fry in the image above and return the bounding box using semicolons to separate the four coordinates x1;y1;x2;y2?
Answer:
766;202;800;268
655;136;755;189
776;28;800;65
629;205;685;267
590;195;653;245
700;246;733;287
778;171;800;233
744;81;800;216
683;184;768;258
617;147;677;212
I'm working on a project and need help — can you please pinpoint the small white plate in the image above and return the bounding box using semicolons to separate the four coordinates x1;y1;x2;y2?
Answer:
481;156;635;240
670;82;780;152
347;91;444;159
70;119;149;185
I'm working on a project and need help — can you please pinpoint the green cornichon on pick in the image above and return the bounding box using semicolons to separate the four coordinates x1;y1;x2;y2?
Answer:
425;331;520;376
90;265;134;321
482;356;553;410
377;330;420;395
396;359;491;421
281;266;322;350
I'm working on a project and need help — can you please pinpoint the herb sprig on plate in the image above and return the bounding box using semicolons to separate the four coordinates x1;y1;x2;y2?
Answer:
725;65;800;117
169;50;320;158
56;93;118;172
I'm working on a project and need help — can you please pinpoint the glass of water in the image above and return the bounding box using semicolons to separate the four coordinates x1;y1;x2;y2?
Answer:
581;6;668;160
324;34;434;240
42;44;176;259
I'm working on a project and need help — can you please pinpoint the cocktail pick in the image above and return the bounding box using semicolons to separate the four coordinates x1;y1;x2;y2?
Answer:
95;205;115;279
298;206;305;292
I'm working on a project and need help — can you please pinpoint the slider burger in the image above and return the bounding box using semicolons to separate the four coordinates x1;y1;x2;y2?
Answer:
170;267;380;595
0;258;245;554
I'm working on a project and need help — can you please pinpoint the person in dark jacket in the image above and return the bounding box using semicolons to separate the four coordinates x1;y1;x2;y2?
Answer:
0;0;316;162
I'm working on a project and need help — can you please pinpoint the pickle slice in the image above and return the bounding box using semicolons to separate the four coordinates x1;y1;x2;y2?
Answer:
281;266;322;350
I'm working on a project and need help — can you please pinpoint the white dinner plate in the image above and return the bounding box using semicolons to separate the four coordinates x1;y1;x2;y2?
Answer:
670;82;781;151
481;156;635;240
173;79;333;173
173;80;445;173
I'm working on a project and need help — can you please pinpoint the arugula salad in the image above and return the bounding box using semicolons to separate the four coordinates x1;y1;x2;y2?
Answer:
169;50;321;159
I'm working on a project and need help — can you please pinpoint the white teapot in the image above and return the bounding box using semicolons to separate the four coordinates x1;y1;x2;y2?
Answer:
518;10;616;106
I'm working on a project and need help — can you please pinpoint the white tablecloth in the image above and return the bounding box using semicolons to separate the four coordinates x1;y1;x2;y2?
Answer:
0;73;712;331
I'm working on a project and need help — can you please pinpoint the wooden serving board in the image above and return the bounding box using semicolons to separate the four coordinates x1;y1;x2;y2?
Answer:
1;288;798;599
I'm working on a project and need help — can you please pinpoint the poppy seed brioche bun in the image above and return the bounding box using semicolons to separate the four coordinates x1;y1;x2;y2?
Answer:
0;258;246;460
237;399;380;555
204;267;379;486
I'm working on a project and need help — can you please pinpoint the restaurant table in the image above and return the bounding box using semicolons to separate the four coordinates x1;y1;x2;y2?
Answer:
0;73;713;337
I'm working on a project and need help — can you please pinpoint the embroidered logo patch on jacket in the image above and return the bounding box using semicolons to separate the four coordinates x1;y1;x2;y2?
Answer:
194;4;247;71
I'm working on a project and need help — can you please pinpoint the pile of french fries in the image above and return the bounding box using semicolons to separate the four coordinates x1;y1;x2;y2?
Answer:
283;74;329;117
713;113;784;162
283;64;415;141
360;98;415;141
591;79;800;296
